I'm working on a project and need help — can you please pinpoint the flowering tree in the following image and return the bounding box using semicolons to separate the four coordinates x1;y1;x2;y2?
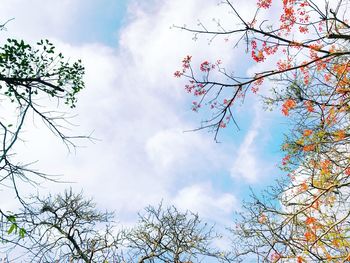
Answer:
176;0;350;261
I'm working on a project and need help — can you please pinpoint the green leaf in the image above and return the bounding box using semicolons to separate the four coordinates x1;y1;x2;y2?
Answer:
7;224;16;235
19;228;26;238
7;215;16;223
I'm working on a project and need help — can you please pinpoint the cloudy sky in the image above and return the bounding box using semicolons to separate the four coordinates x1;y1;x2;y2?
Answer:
0;0;287;227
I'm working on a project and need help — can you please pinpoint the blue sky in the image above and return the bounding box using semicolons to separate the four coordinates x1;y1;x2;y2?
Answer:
0;0;287;229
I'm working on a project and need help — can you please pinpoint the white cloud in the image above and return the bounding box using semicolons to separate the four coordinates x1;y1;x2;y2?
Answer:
231;125;260;183
0;0;285;227
0;0;82;41
229;98;283;183
173;183;237;225
145;128;231;173
0;0;126;45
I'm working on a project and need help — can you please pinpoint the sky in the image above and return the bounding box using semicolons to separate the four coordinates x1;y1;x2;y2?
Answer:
0;0;288;230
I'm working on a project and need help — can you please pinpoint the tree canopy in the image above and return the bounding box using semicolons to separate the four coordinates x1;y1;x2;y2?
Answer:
176;0;350;261
2;191;230;263
4;0;350;261
0;22;85;241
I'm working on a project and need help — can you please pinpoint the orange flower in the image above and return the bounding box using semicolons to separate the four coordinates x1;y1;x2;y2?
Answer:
300;181;308;191
305;231;316;242
309;44;322;51
324;73;331;82
303;129;313;137
304;101;314;112
332;239;340;248
334;130;346;141
305;217;316;225
329;45;337;53
282;99;297;116
336;87;350;94
282;143;289;150
303;144;315;152
320;160;331;175
311;199;320;210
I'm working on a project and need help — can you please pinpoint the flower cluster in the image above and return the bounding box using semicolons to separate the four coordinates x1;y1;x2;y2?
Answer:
304;101;314;112
277;58;292;71
184;81;206;96
281;99;296;116
173;55;192;77
257;0;272;9
200;61;212;72
251;40;278;63
282;155;291;166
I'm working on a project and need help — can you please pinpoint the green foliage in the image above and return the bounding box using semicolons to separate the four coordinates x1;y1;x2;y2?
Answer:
0;35;85;241
5;215;26;238
0;38;84;107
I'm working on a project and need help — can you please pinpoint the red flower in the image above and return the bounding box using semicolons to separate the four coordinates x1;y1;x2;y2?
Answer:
200;61;211;72
257;0;272;9
345;168;350;176
282;155;290;166
174;71;182;78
